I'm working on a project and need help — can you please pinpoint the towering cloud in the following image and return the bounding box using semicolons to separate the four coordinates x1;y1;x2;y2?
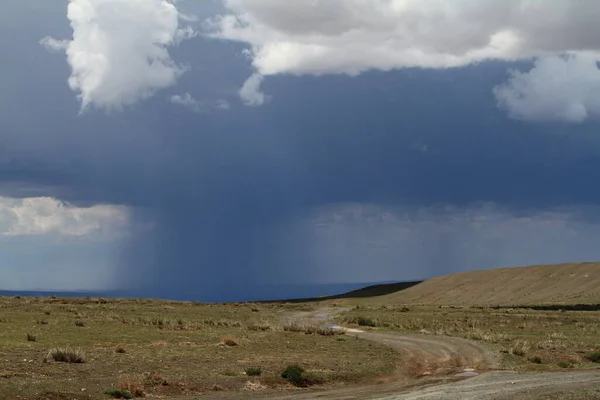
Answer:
41;0;193;111
212;0;600;122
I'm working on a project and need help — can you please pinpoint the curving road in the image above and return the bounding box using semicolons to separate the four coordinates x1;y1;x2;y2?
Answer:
266;307;600;400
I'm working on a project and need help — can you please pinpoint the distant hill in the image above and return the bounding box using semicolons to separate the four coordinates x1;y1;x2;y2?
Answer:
375;262;600;306
260;281;421;303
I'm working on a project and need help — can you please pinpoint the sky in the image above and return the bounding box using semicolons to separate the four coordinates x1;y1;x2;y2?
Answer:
2;0;600;300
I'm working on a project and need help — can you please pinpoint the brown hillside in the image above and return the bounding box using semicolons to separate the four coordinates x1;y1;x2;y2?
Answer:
378;262;600;306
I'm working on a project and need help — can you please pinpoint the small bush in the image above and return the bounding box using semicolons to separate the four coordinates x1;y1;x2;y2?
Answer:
104;388;133;399
44;310;51;315
342;315;377;327
528;356;542;364
586;351;600;363
281;364;307;387
245;367;262;376
47;347;85;363
75;320;85;327
222;337;239;346
281;365;323;387
357;316;376;327
115;346;126;354
557;361;574;368
26;333;37;342
212;384;224;391
37;320;49;325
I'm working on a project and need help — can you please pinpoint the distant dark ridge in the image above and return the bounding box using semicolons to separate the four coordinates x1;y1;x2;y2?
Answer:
258;281;422;304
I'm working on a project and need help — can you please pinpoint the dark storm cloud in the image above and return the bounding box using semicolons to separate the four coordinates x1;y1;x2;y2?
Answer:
3;1;600;298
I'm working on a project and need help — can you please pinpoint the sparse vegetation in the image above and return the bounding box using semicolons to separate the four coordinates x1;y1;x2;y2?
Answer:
283;322;344;336
74;320;85;327
115;345;126;353
337;303;600;371
26;333;36;342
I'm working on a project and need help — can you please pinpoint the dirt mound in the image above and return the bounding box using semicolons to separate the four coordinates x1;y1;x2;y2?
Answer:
378;262;600;306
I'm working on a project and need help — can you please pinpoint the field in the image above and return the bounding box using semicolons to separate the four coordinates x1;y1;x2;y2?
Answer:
0;296;398;399
336;304;600;371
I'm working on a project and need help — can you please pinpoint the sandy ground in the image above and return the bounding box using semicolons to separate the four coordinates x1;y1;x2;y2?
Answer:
251;307;600;400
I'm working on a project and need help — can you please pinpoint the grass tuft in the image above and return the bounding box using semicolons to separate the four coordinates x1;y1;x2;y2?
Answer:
47;347;85;363
509;339;530;357
245;367;262;376
26;333;37;342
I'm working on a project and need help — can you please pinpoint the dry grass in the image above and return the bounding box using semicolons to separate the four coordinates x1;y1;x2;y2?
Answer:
0;296;398;399
509;339;531;357
283;322;345;336
337;305;600;371
46;347;85;363
116;378;146;398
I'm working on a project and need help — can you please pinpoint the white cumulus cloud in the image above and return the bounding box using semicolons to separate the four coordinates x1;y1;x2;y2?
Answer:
43;0;195;111
0;197;129;237
494;53;600;123
211;0;600;121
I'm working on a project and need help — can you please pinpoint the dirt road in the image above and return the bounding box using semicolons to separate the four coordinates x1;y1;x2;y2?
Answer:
266;307;600;400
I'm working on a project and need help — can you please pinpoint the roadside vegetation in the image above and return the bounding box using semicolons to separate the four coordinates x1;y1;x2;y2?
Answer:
337;304;600;370
0;296;397;399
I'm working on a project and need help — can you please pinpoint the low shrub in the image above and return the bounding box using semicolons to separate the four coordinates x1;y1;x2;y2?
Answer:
528;356;542;364
104;388;133;399
281;364;324;387
222;337;239;346
245;367;262;376
585;351;600;363
26;333;37;342
557;361;574;368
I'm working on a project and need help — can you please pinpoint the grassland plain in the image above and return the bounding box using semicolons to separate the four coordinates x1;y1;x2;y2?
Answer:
336;304;600;373
0;296;398;399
